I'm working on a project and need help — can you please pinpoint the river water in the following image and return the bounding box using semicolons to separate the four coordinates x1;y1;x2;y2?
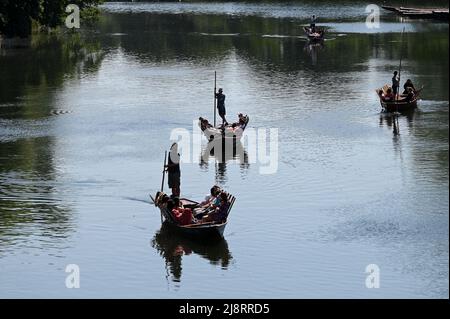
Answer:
0;1;448;298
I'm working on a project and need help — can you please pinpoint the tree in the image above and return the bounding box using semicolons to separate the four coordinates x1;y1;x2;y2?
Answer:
0;0;103;38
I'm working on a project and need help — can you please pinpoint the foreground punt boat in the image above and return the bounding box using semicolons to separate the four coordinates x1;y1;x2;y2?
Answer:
376;85;422;113
150;193;236;239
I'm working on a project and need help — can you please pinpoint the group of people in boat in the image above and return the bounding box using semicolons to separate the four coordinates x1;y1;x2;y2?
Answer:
155;185;231;226
378;71;418;103
199;112;248;135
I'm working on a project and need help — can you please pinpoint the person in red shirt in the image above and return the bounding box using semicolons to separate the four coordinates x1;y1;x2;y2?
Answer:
171;197;193;226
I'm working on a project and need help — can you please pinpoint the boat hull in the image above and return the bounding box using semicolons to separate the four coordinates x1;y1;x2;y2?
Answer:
199;115;249;141
202;130;243;141
167;220;227;238
381;99;418;113
158;206;227;238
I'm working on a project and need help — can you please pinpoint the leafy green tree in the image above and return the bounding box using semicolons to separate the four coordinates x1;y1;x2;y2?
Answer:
0;0;103;38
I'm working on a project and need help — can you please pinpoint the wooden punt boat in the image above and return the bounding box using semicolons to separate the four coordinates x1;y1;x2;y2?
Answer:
376;85;422;113
199;114;249;142
382;6;449;21
150;193;236;239
303;26;325;42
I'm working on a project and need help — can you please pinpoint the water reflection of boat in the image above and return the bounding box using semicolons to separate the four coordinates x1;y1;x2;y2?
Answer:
151;222;233;282
303;26;325;42
304;40;324;65
200;140;249;165
199;140;250;184
379;109;417;127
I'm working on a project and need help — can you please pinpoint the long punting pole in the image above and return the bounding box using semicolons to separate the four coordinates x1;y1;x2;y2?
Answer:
160;150;167;223
214;71;217;127
161;150;167;193
397;27;405;101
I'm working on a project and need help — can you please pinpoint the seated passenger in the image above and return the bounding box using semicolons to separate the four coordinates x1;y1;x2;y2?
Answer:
382;87;395;101
156;192;170;208
194;188;222;218
171;197;194;226
403;79;416;94
198;186;220;207
199;117;213;130
404;87;415;102
200;192;230;223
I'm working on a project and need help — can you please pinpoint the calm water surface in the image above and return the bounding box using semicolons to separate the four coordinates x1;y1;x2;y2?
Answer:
0;2;448;298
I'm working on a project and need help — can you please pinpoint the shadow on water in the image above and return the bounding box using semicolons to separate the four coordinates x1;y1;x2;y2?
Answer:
151;222;232;283
199;140;249;185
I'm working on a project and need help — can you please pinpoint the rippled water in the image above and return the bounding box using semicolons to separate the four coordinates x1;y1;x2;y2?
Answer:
0;1;448;298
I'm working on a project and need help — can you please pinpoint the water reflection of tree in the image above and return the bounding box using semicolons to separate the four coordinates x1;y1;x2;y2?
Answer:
0;32;103;119
199;140;249;185
0;33;104;251
151;222;232;282
0;137;74;252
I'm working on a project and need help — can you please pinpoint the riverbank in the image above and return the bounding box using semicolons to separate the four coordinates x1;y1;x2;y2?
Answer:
0;36;32;48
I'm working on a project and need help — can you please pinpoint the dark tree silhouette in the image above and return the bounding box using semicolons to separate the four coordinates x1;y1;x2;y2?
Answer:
0;0;103;38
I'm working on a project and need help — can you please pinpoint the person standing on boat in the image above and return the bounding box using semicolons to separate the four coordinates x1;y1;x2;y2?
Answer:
166;142;181;197
310;15;317;31
215;88;228;126
403;79;416;94
392;71;400;97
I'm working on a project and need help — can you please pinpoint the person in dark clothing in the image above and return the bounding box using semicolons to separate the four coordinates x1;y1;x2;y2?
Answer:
403;79;416;94
215;88;228;126
310;15;317;31
392;71;400;97
166;142;181;197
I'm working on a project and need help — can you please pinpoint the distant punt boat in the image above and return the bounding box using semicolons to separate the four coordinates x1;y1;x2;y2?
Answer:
381;5;449;21
150;193;236;239
303;26;325;42
376;85;422;113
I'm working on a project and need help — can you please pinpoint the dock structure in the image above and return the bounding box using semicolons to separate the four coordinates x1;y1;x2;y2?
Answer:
382;6;449;21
